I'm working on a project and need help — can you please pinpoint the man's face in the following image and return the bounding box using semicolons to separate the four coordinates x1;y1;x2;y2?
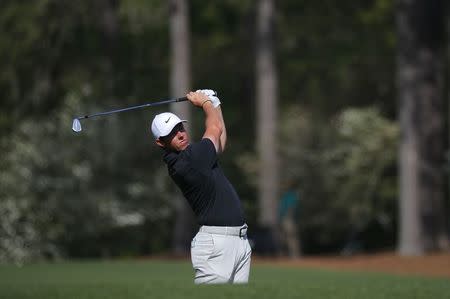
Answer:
156;123;189;151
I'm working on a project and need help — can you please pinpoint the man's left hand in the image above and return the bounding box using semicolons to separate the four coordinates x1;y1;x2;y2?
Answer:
196;89;221;107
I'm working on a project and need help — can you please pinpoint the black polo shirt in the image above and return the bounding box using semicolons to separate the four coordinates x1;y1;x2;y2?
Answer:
163;138;245;226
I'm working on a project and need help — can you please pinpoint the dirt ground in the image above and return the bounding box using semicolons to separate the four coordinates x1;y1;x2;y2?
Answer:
254;252;450;278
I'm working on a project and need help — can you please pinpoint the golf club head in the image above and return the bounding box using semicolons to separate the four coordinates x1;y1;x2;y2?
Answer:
72;118;82;132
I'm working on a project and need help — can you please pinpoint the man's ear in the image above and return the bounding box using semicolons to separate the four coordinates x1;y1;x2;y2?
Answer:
155;138;165;148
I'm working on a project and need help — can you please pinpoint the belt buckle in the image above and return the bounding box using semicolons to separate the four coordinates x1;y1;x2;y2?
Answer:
239;224;248;238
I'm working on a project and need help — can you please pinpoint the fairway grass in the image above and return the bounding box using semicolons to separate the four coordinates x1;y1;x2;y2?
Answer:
0;260;449;299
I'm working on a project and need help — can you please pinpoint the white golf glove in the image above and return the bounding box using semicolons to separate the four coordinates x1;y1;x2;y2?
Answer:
196;89;221;107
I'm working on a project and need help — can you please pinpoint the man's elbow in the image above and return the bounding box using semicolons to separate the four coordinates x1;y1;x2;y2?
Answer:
220;134;227;152
211;123;223;137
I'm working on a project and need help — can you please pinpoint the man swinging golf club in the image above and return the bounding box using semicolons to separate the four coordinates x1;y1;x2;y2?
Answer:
151;90;252;284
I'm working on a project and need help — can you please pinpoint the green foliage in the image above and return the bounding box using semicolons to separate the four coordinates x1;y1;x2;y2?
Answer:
238;106;398;251
0;87;178;263
329;107;398;226
0;0;402;261
278;0;395;116
0;0;177;263
284;106;398;251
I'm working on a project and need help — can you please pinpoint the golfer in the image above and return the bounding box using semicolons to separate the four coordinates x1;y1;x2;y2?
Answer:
151;90;252;284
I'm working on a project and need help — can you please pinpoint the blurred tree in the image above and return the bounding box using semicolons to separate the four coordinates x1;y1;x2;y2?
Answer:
189;0;256;224
256;0;279;251
0;0;176;262
396;0;449;255
168;0;195;255
278;0;396;116
2;0;439;260
240;106;399;253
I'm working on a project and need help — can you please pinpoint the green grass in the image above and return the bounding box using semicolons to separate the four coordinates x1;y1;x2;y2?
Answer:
0;260;449;299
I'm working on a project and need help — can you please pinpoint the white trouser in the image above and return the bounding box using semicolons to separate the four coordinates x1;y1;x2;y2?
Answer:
191;224;252;284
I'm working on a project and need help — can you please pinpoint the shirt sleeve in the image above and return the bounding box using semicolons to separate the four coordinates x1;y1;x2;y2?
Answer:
189;138;217;169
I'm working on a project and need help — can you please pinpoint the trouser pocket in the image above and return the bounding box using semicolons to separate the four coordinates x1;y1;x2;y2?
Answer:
191;232;214;266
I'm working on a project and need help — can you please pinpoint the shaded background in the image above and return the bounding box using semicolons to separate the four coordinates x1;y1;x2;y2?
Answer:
0;0;448;263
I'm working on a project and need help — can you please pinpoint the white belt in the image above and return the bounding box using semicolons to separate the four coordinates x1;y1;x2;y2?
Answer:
199;224;248;238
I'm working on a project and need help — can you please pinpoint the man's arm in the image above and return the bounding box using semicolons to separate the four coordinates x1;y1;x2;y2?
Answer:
186;91;223;153
216;106;227;152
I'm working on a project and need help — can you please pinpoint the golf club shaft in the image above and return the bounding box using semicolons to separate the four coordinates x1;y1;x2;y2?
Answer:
78;97;188;120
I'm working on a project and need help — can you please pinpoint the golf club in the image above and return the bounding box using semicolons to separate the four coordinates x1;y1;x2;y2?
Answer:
72;96;188;133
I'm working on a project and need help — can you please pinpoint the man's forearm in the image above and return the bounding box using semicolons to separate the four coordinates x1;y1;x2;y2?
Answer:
202;101;224;151
217;106;227;151
203;101;222;128
187;91;225;152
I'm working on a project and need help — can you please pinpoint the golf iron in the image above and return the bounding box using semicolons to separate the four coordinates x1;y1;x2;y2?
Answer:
72;96;188;133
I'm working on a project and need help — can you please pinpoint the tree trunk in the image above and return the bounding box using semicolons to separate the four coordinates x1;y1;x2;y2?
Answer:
396;0;449;256
169;0;195;255
256;0;279;229
446;0;450;252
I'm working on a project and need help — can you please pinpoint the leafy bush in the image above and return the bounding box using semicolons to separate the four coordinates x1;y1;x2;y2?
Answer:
237;105;399;253
279;105;398;253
